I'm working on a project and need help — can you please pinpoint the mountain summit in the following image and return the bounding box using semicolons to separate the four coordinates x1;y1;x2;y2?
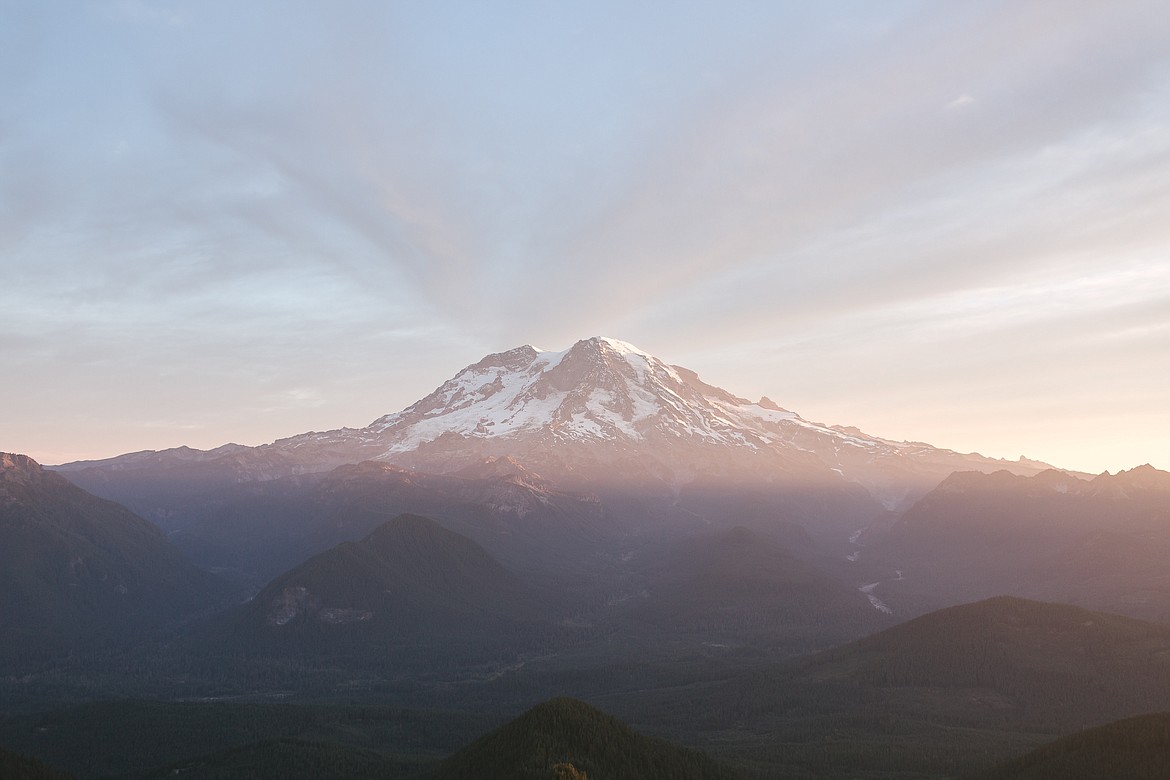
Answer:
58;337;1056;510
369;336;797;449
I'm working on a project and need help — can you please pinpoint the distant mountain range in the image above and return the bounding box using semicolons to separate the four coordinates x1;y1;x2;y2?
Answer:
28;336;1170;648
56;337;1060;514
49;336;1078;606
80;456;609;585
865;465;1170;620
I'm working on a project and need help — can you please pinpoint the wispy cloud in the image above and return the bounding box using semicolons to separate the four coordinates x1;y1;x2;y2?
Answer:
2;0;1168;471
946;94;975;110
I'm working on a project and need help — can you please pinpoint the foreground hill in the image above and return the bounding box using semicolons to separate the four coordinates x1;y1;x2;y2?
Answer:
0;452;217;668
977;712;1170;780
867;465;1170;619
206;514;549;665
432;696;744;780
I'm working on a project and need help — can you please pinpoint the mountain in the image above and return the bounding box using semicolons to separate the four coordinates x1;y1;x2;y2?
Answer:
431;696;744;780
209;514;548;663
976;712;1170;780
622;525;890;650
864;465;1170;619
56;337;1057;520
0;452;217;667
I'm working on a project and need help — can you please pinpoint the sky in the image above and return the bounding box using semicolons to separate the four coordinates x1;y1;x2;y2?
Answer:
2;0;1168;474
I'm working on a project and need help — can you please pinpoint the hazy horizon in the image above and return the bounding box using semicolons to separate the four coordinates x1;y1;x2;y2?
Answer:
4;1;1168;474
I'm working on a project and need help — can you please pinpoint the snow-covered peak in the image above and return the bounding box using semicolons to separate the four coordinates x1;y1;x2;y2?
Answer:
527;337;666;376
593;336;652;357
362;336;905;464
321;336;1066;509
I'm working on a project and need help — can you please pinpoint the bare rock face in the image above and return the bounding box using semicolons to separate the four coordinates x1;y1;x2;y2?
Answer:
266;586;321;626
316;607;374;625
1;452;53;504
265;586;373;626
1;451;38;478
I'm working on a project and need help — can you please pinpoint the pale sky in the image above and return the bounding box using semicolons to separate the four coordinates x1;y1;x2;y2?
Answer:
2;0;1168;474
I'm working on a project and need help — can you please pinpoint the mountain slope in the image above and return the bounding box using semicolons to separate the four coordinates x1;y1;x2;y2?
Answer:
624;526;889;650
866;465;1170;619
211;514;547;662
0;452;217;667
976;712;1170;780
432;696;744;780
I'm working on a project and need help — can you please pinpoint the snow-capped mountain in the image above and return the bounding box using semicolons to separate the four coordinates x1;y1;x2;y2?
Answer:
269;336;1053;507
370;337;796;450
58;337;1058;510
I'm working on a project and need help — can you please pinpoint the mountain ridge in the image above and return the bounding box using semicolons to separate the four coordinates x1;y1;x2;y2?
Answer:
0;452;219;668
866;464;1170;620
